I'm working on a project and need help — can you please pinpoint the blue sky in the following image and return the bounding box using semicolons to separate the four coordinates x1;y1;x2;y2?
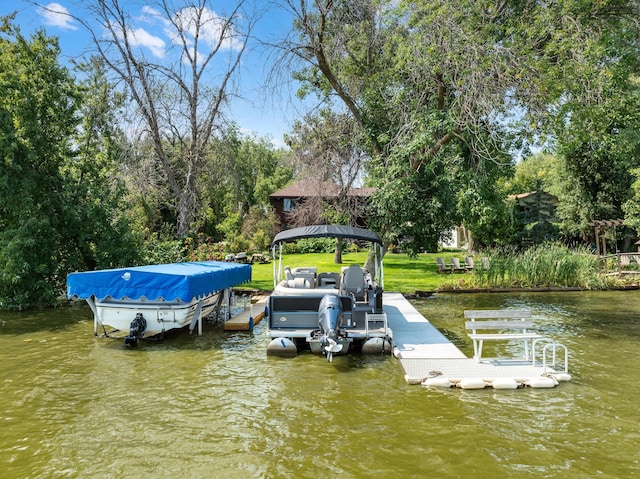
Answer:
1;1;313;148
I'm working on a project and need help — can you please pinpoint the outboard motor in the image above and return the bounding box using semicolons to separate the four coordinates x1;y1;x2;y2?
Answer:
318;294;344;362
124;313;146;347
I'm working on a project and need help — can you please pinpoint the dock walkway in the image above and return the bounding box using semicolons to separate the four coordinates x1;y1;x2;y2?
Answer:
383;293;571;389
223;295;269;331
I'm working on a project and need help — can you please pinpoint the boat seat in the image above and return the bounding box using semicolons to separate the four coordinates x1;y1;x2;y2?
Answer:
283;267;312;288
292;267;317;275
318;272;340;288
341;264;367;301
292;271;316;288
284;266;294;281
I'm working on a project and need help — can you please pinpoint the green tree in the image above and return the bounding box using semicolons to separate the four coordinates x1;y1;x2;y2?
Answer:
507;1;640;241
0;20;79;308
73;0;256;237
507;154;562;197
456;154;517;250
61;57;141;272
282;0;640;252
0;20;140;309
624;168;640;232
555;102;640;238
199;126;292;240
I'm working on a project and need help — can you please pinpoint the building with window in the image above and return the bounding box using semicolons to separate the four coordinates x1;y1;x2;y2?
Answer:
269;179;375;229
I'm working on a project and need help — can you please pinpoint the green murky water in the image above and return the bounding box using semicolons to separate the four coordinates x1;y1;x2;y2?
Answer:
1;291;639;478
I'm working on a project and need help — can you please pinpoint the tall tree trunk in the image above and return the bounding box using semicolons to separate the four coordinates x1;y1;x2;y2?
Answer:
334;238;343;264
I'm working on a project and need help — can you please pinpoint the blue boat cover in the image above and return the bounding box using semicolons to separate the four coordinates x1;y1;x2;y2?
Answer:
67;261;251;302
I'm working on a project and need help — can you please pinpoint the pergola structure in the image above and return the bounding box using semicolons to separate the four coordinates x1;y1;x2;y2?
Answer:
587;219;625;257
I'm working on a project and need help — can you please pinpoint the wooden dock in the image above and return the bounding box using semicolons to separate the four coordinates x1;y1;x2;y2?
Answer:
383;293;571;389
223;294;269;331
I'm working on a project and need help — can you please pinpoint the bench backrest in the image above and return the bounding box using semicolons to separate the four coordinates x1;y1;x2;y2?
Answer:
464;309;533;331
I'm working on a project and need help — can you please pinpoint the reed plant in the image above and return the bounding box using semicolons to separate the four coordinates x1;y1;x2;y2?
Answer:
453;243;612;290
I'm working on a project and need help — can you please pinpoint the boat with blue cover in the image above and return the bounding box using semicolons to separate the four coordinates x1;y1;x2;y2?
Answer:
67;261;251;345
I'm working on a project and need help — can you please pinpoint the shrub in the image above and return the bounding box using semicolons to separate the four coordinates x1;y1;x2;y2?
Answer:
142;237;185;264
184;234;224;261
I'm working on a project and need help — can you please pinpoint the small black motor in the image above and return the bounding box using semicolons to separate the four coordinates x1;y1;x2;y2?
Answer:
124;313;147;347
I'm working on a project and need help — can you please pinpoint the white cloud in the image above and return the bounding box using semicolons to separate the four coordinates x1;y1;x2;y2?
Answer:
140;6;169;27
173;6;243;52
128;27;166;58
106;5;244;62
37;2;78;31
140;5;163;19
108;21;167;59
270;137;288;150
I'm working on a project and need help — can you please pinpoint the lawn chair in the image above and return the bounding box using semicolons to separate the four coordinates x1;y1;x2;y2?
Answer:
450;257;466;273
464;256;475;271
234;252;248;263
436;257;449;273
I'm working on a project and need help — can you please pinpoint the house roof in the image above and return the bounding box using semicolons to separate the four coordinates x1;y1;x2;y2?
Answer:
270;179;375;198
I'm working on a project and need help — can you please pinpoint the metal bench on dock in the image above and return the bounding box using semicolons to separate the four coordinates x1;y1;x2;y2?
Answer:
464;309;544;362
382;294;571;387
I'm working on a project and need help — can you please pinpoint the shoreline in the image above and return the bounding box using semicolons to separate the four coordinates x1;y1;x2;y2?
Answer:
406;285;640;298
237;284;640;300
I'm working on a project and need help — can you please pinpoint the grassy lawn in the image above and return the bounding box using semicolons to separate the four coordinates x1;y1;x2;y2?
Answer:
243;245;625;293
244;250;467;293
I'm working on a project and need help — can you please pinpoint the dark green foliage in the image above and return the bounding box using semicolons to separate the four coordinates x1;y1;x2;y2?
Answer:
0;21;139;308
198;127;292;240
368;154;460;254
289;0;640;250
0;22;78;308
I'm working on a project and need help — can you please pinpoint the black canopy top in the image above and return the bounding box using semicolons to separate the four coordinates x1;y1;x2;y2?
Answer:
271;225;382;247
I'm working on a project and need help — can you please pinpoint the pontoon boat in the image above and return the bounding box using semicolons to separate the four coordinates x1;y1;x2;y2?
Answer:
266;225;393;361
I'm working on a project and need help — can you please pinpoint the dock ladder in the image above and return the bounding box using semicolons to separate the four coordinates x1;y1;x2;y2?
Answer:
532;338;569;374
365;312;388;337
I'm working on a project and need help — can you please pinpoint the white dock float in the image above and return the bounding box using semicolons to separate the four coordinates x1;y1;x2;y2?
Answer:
383;293;570;389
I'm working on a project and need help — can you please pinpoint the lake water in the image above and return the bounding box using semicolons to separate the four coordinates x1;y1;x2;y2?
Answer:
1;291;639;478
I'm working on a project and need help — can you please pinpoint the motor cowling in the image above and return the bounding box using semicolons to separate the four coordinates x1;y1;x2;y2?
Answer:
318;294;343;338
318;294;345;361
124;313;146;347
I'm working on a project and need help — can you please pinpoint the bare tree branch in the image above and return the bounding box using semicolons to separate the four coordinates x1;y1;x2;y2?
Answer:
41;0;257;236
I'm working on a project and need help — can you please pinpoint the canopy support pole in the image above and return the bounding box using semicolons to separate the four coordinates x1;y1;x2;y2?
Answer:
86;296;101;336
189;299;204;335
224;289;231;321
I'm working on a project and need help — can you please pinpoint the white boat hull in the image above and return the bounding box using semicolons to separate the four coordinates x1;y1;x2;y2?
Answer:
91;292;222;338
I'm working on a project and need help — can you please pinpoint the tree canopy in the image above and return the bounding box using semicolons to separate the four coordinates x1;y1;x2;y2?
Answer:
0;19;138;308
75;0;257;237
282;0;640;252
4;0;640;307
